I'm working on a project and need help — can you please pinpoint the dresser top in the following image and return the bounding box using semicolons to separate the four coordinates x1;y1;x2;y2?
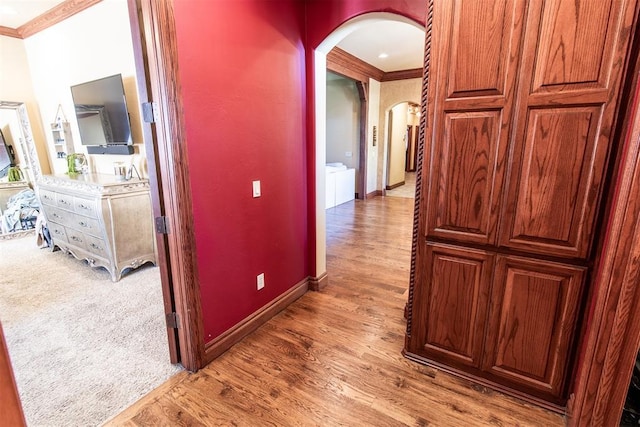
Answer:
38;173;150;195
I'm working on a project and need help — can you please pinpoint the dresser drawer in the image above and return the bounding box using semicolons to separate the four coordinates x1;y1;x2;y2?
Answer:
39;189;57;206
72;216;102;238
49;223;68;243
66;229;88;251
85;234;109;259
56;193;74;210
74;197;98;218
46;206;73;225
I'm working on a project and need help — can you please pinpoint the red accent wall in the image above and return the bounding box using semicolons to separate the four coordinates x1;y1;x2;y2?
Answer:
305;0;427;49
173;0;308;341
172;0;426;344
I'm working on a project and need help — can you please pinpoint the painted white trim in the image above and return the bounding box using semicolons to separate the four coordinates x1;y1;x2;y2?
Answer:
313;12;423;278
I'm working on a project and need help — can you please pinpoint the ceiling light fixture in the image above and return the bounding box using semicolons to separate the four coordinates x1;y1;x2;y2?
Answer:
378;53;389;59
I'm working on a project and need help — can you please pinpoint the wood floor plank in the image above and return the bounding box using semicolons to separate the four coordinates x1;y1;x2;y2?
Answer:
106;197;565;427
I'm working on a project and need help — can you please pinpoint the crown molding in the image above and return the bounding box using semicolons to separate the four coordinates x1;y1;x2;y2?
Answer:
0;26;21;39
0;0;102;40
327;47;421;83
327;47;385;82
381;68;423;81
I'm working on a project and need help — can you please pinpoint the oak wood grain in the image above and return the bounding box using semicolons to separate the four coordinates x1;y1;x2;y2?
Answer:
416;243;494;369
410;0;638;409
483;256;585;401
105;197;563;426
500;0;632;259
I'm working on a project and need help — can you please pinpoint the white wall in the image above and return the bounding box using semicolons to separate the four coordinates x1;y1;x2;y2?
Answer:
378;78;421;190
326;73;360;174
367;78;380;194
23;0;145;176
0;36;51;176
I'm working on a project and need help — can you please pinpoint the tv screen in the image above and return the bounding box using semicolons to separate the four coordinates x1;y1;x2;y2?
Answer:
71;74;133;146
0;129;15;179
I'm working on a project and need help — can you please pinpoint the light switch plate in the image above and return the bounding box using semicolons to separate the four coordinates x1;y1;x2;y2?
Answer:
252;180;261;198
257;273;265;290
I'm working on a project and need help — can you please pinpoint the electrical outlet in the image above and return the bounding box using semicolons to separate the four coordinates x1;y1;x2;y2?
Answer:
257;273;265;290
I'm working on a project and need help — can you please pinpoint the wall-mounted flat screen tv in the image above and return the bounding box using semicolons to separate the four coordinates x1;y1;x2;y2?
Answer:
71;74;133;147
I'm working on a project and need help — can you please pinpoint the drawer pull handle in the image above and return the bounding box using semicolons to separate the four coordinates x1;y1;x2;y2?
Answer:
79;204;91;210
61;200;70;205
79;221;88;228
71;236;83;243
53;213;61;219
54;230;63;235
90;243;103;251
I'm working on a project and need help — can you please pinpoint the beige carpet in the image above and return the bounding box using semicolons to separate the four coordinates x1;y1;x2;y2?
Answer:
0;235;182;427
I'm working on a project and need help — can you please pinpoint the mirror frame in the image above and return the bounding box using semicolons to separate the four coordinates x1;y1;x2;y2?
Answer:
0;101;42;240
0;101;42;182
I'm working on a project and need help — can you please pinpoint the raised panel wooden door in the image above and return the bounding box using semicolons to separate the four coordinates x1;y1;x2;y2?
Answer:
426;0;526;245
499;0;636;259
410;243;494;369
483;256;585;401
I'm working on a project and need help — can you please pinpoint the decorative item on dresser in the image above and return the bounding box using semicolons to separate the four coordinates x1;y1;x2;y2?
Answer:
38;173;157;281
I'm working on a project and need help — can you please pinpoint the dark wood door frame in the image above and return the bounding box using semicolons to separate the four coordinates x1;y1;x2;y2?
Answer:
356;81;367;200
568;43;640;425
126;0;178;365
128;0;205;371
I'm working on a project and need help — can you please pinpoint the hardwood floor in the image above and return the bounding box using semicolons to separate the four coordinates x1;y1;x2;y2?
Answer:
106;197;565;426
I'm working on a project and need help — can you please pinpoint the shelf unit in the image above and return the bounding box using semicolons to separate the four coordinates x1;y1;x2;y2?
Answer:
50;121;74;159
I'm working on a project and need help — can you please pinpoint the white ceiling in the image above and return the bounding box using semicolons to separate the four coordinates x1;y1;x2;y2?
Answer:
0;1;425;73
337;20;425;72
0;0;64;28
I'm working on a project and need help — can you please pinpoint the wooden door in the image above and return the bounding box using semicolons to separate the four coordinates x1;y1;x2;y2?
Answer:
410;243;494;370
425;0;526;246
499;0;635;259
482;256;585;402
0;322;26;427
407;0;639;406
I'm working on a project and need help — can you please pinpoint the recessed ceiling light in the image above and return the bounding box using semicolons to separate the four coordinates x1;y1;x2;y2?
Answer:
378;53;389;59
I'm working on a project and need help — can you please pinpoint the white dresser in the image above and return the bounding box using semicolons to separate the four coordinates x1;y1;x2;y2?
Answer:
38;173;157;281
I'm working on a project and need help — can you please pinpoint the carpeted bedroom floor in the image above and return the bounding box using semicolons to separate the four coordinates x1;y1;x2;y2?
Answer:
0;234;182;427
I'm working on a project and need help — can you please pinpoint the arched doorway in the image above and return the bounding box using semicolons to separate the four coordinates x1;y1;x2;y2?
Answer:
313;12;424;283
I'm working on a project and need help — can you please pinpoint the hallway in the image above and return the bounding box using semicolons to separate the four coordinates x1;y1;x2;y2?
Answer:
386;172;416;199
107;197;563;426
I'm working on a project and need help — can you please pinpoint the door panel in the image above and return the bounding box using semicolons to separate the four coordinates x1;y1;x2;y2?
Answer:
500;0;633;260
501;106;601;256
531;0;620;92
483;256;585;399
416;243;494;369
428;112;502;243
427;0;526;245
447;0;512;97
